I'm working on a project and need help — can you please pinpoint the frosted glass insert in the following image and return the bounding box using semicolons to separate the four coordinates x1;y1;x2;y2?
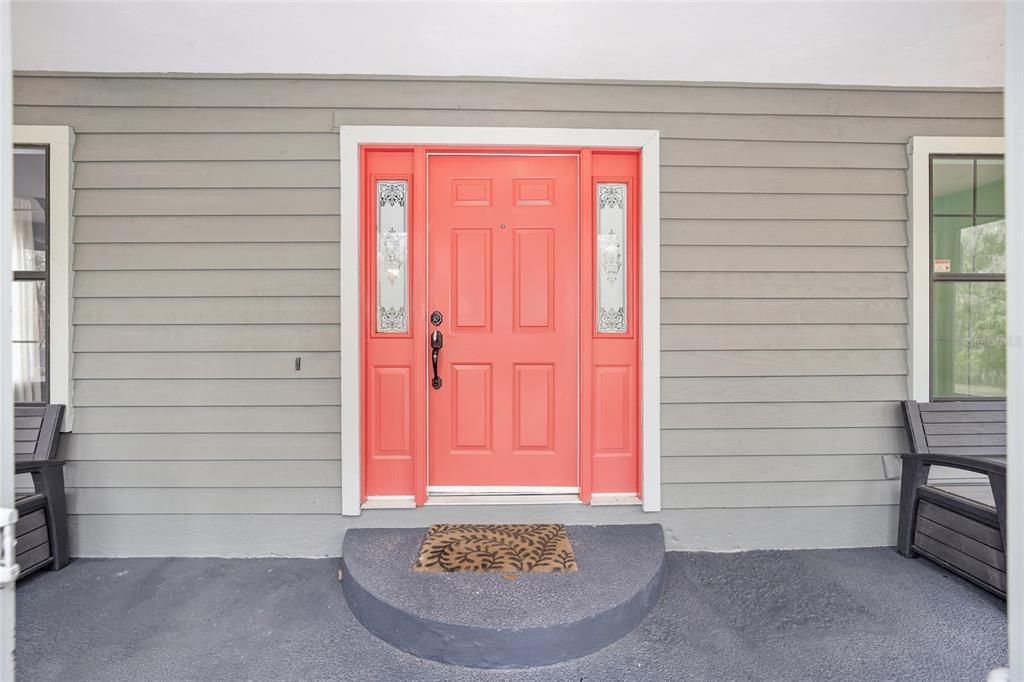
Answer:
596;183;627;333
376;180;408;333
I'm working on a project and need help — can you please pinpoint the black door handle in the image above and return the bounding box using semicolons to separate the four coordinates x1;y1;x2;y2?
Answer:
430;330;444;389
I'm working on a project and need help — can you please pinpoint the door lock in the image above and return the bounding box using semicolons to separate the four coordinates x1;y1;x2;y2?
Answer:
430;310;443;326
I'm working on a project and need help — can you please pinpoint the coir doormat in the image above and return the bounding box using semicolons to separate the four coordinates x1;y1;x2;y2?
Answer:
413;524;578;573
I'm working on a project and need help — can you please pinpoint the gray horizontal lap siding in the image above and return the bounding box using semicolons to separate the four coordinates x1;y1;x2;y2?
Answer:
13;74;1003;555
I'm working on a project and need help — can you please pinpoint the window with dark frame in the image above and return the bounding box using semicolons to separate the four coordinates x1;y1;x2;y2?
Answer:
929;154;1006;399
12;144;50;404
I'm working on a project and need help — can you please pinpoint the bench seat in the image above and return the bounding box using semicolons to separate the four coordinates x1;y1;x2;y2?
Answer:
897;400;1006;598
14;404;69;580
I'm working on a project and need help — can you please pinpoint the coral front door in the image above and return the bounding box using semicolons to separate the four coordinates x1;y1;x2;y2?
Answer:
427;155;579;490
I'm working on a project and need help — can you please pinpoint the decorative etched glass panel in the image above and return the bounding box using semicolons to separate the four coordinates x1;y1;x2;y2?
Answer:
376;180;408;333
596;183;627;333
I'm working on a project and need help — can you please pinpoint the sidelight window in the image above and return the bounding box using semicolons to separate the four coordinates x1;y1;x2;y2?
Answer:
376;180;409;333
596;183;627;333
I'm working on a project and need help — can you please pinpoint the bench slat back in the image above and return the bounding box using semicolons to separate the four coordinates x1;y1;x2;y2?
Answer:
14;404;64;463
903;400;1006;457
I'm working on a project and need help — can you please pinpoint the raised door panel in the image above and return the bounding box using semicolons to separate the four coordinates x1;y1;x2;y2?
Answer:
514;228;554;331
373;367;411;456
514;364;555;452
451;229;492;332
451;363;492;453
594;365;630;453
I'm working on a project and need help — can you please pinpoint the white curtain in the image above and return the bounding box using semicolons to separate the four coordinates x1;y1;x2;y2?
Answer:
12;196;44;402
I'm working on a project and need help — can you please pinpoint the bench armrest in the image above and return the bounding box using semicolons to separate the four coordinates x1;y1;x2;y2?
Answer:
15;460;65;474
898;452;1006;477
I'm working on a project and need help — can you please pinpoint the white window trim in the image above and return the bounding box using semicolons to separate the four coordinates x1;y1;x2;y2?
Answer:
338;126;661;516
907;136;1005;402
12;125;74;430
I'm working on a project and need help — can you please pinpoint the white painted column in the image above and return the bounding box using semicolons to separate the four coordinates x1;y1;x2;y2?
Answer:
0;0;18;678
1000;4;1024;681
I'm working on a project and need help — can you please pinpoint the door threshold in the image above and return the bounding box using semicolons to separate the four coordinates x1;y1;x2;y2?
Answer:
428;486;579;495
425;494;583;507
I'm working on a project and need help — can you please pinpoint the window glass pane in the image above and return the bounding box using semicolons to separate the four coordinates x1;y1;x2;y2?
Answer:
376;180;408;333
932;158;975;215
932;216;1006;274
12;280;47;403
596;183;627;333
13;147;48;272
931;281;1006;398
976;158;1005;216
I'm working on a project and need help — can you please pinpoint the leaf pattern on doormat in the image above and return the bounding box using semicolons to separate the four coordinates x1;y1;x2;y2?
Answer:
413;524;578;573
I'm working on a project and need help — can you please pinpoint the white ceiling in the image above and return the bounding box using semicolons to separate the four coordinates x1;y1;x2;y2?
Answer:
11;1;1005;87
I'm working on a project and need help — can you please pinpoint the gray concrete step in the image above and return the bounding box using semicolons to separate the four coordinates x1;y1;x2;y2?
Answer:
341;524;666;668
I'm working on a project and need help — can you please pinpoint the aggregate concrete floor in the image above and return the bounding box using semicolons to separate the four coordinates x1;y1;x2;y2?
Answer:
16;548;1006;681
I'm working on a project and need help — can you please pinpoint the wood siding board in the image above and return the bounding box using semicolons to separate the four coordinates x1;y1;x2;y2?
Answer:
73;352;341;379
661;427;907;456
73;325;340;352
662;454;889;483
661;299;908;325
661;272;909;299
661;350;907;377
662;139;909;169
67;488;345;515
72;133;340;161
74;216;340;244
74;160;341;189
660;194;907;221
660;402;904;429
70;406;340;435
73;297;341;325
660;168;909;195
661;246;907;272
74;243;338;270
64;432;341;458
74;188;340;216
18;105;1001;142
661;220;908;247
15;106;339;132
74;271;340;298
65;460;342;488
660;480;900;508
661;376;909;403
14;76;1002;118
661;324;908;351
73;379;341;407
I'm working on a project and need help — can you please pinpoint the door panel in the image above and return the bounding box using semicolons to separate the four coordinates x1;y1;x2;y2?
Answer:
451;229;491;331
514;229;554;330
428;155;579;488
514;363;555;451
451;363;492;452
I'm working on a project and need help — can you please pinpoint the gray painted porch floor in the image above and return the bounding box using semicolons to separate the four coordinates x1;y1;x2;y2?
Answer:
16;548;1005;681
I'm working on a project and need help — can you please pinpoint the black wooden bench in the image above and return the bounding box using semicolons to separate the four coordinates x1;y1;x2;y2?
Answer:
15;404;70;578
897;399;1006;597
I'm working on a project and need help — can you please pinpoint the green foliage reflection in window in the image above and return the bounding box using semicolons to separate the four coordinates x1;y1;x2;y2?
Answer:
930;156;1006;398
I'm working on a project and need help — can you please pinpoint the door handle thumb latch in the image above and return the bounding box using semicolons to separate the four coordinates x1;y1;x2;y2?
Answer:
430;330;444;390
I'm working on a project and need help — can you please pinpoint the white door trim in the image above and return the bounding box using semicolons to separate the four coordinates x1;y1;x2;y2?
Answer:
339;126;661;516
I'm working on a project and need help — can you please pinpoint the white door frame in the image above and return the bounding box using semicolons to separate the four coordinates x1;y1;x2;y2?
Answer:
338;126;661;516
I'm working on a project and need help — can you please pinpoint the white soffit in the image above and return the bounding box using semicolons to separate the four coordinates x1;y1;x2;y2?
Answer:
12;1;1004;88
